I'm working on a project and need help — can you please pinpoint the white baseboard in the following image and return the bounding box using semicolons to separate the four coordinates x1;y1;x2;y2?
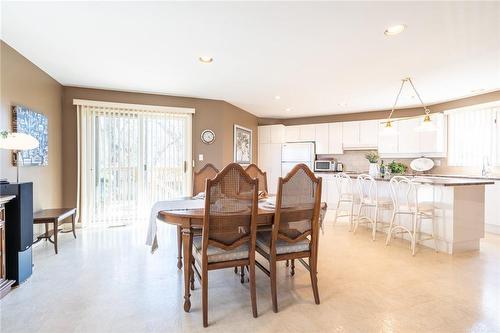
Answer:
485;223;500;235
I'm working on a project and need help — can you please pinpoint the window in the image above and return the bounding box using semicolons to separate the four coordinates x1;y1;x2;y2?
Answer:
75;100;194;225
447;104;500;167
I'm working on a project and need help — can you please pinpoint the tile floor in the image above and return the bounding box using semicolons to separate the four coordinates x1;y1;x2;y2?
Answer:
1;214;500;333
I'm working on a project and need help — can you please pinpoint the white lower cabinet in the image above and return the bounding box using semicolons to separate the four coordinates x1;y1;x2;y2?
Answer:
315;173;339;209
485;181;500;234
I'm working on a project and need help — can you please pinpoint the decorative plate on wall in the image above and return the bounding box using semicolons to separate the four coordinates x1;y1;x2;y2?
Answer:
410;157;435;172
201;129;215;144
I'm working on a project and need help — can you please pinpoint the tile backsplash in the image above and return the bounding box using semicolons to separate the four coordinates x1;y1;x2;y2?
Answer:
317;150;384;172
317;150;500;176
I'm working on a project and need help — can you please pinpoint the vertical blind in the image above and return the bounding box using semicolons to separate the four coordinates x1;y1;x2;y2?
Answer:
447;105;500;167
75;100;193;225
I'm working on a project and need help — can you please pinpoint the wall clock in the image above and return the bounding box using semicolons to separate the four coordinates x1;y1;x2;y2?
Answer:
201;129;216;144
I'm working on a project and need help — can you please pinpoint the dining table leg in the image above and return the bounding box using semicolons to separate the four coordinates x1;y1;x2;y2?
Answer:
182;226;193;312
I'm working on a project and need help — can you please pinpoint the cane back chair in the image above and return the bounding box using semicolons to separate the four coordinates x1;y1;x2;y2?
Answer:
255;163;322;313
191;163;259;327
176;163;219;269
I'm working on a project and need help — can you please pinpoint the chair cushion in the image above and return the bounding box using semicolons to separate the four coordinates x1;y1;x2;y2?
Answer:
256;232;310;255
192;237;249;263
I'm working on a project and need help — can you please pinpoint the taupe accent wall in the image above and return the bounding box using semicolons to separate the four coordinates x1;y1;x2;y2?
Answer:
61;87;258;207
0;41;63;211
259;90;500;125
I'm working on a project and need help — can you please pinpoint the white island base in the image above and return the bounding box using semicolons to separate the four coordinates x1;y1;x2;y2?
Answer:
325;174;494;255
419;184;486;254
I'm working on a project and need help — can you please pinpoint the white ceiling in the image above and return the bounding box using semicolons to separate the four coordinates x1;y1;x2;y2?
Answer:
2;1;499;118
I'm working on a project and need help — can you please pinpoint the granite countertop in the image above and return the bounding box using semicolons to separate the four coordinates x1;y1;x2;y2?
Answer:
314;172;494;186
427;173;500;181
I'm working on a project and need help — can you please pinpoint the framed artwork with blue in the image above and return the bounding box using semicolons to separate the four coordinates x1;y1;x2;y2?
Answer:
12;105;48;166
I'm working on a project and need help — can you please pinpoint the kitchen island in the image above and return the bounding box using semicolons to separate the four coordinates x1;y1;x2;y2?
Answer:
315;172;494;254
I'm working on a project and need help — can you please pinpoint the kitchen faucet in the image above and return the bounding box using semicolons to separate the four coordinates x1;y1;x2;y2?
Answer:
482;156;491;177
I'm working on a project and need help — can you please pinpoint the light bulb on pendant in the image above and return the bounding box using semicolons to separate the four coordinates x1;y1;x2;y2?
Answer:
381;120;397;136
415;114;437;132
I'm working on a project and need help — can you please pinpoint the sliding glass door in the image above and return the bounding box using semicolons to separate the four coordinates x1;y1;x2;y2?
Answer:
86;108;191;225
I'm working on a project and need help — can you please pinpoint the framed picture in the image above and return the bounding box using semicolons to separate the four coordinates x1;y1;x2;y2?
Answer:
12;105;49;166
233;124;252;165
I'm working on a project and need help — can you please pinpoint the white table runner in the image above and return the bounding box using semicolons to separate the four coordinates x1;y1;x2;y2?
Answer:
146;198;204;253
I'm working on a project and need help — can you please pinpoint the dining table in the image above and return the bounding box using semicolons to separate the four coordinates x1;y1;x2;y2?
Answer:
156;198;327;313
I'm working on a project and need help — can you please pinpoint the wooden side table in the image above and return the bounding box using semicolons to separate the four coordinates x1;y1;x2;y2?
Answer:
33;208;77;254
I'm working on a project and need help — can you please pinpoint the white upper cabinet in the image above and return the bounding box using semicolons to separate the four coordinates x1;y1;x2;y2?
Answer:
299;124;316;141
315;123;343;155
397;118;420;153
259;125;285;144
285;124;316;142
359;120;379;147
419;114;446;154
378;113;447;158
328;122;343;154
269;124;285;143
342;122;360;148
315;123;329;154
285;125;300;142
497;111;500;162
342;120;378;149
378;121;399;155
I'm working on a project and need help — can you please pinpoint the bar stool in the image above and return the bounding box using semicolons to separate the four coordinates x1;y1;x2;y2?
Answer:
385;176;439;256
332;173;356;231
354;174;392;241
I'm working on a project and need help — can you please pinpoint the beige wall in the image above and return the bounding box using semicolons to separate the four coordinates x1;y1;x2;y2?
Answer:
61;87;258;207
259;90;500;126
0;41;63;211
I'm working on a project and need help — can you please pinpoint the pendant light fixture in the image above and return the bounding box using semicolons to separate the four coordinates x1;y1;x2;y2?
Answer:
384;77;436;134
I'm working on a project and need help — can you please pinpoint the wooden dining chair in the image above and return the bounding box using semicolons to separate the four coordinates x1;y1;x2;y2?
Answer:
234;164;269;279
255;163;322;313
245;163;269;195
176;163;219;269
190;163;259;327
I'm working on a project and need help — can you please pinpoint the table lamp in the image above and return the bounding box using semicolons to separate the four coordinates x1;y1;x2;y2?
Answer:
0;132;39;183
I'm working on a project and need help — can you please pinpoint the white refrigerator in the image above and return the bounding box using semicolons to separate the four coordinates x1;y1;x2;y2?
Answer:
281;142;316;176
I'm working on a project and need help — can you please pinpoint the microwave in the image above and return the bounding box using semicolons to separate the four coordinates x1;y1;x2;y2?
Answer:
314;160;335;171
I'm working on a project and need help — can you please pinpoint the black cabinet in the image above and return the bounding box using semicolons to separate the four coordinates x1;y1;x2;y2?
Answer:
0;183;33;285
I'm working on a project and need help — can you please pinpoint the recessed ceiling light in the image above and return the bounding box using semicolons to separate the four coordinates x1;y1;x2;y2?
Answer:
384;24;406;36
198;56;213;63
285;107;292;112
274;95;281;100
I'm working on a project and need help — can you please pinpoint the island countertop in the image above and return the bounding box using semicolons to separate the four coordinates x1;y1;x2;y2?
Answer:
313;172;494;186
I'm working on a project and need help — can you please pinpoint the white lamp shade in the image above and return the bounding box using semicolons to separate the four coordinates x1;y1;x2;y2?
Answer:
414;120;437;132
0;132;39;150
